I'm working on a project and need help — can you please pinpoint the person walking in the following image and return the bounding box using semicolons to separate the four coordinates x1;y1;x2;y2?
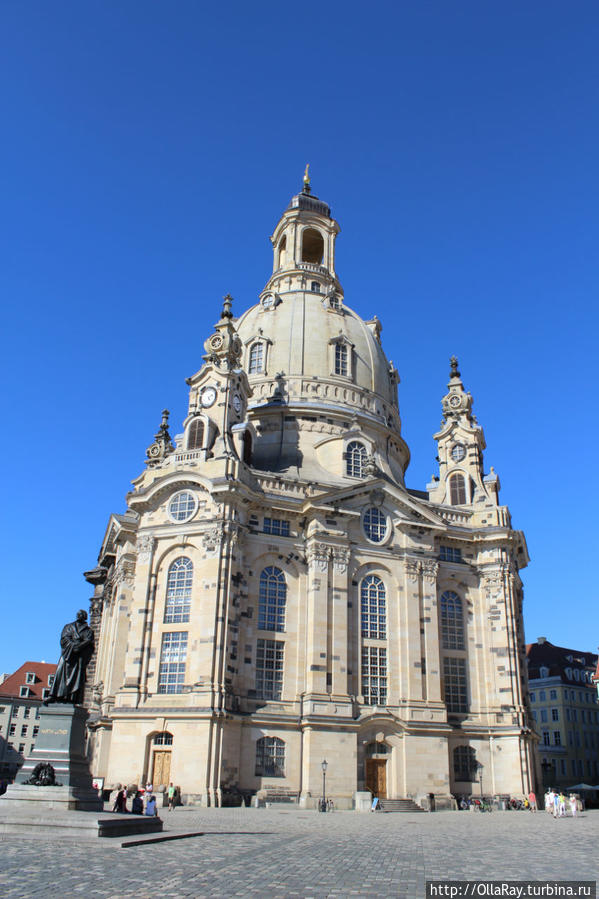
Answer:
168;782;176;811
558;792;567;817
569;794;578;818
552;790;559;819
528;790;537;812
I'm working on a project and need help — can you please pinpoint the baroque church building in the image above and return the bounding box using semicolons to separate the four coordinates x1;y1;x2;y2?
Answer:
86;175;534;808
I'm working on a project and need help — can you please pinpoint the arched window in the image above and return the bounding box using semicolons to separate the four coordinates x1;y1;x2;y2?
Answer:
310;281;320;293
335;343;348;376
255;736;285;776
449;473;466;505
453;745;476;781
258;566;286;632
164;557;193;623
278;235;286;269
188;418;204;450
361;575;386;639
346;441;367;477
440;590;464;650
248;342;264;374
153;731;173;746
363;507;387;543
301;228;324;264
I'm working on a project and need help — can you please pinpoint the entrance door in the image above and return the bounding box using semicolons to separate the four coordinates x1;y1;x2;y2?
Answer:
152;750;171;788
365;759;387;799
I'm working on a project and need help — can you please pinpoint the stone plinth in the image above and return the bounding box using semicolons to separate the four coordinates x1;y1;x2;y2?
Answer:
0;806;163;839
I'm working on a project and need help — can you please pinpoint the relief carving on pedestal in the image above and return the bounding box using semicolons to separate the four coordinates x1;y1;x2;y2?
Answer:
307;543;330;573
136;534;155;563
331;547;351;575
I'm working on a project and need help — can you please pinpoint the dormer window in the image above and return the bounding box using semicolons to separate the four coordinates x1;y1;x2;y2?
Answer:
48;675;55;687
42;688;50;700
310;281;321;293
346;441;367;477
188;418;204;451
25;672;35;685
335;344;348;376
248;342;264;374
20;686;31;698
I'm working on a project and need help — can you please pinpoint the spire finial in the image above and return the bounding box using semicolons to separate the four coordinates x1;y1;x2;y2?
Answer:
449;355;460;378
303;163;311;194
221;294;233;319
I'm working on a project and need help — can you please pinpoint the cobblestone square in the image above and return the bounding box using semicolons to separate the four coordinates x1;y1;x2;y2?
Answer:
0;807;597;898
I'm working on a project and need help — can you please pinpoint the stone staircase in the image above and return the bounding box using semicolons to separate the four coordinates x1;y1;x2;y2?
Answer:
378;798;426;813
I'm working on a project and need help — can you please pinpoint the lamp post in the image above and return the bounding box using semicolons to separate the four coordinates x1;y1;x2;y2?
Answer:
320;759;328;812
476;762;484;799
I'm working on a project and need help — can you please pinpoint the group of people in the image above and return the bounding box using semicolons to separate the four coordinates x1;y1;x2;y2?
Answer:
544;789;580;818
111;781;179;816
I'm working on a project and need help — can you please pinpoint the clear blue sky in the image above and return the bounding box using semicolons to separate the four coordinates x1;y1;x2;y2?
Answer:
1;2;597;673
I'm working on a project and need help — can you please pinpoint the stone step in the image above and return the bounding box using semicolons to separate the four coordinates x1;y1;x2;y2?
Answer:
378;799;426;813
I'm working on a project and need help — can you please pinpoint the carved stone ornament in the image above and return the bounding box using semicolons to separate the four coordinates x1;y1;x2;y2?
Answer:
421;559;439;583
369;488;385;507
114;561;135;586
332;547;351;575
307;543;330;572
92;680;104;704
405;558;421;582
136;534;155;562
202;526;223;551
146;410;175;467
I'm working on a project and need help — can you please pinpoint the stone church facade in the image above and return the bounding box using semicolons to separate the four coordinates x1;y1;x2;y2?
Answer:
86;175;535;807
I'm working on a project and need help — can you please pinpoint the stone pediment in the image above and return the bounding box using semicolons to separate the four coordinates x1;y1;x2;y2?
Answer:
301;480;446;530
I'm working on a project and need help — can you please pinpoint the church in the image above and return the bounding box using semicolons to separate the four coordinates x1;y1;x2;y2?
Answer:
85;173;535;808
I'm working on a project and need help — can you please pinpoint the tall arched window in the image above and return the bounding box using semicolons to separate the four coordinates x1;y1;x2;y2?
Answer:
453;745;476;781
164;557;193;623
361;575;386;639
449;473;466;504
440;590;464;650
346;441;367;477
188;418;204;450
258;566;286;632
255;736;285;776
248;342;264;374
335;343;348;376
277;235;286;269
301;228;324;264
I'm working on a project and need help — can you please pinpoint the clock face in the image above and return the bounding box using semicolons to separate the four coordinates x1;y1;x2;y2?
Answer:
201;387;217;408
262;295;274;309
449;394;461;408
451;444;466;462
232;394;242;414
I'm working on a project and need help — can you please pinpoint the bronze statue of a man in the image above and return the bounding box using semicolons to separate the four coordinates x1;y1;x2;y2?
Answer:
45;609;94;705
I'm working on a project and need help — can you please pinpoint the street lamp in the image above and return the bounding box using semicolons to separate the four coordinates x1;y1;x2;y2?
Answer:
475;761;484;799
320;759;328;812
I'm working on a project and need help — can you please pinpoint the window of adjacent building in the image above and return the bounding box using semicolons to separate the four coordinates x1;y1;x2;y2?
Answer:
568;730;573;746
7;742;13;750
20;725;27;737
549;689;557;700
566;708;571;722
153;732;173;746
164;557;193;624
361;646;387;706
530;692;536;703
560;759;566;775
18;743;25;753
453;745;476;781
48;675;55;687
363;507;387;543
258;567;287;633
581;710;586;723
255;639;284;700
540;667;549;678
23;708;30;719
41;688;50;700
575;731;580;747
540;709;547;723
168;491;197;523
577;759;583;776
564;689;569;699
248;342;264;374
439;545;462;563
35;708;40;719
572;709;577;722
255;736;285;777
263;518;290;537
346;441;367;478
360;576;386;640
440;591;465;651
539;690;546;701
188;418;204;450
19;687;30;698
542;731;550;745
335;343;348;376
9;724;16;736
32;726;38;738
531;710;537;720
25;672;35;685
553;731;561;745
443;657;468;714
157;632;188;694
573;669;580;681
301;228;324;265
449;473;466;505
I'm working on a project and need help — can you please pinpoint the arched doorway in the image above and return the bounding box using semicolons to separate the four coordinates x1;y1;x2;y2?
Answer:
365;740;388;799
150;731;173;788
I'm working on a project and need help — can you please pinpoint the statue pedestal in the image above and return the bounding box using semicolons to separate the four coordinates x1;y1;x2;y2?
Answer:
9;704;101;811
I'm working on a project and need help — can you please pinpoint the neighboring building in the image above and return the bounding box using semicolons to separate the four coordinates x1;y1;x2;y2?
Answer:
526;638;599;788
85;175;534;807
0;662;57;780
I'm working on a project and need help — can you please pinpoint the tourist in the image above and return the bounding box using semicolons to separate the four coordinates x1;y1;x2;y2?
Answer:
145;794;158;816
131;791;144;815
569;794;578;818
528;790;537;812
168;782;176;811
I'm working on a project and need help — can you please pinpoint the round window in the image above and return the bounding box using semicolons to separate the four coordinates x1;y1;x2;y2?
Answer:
363;507;388;543
168;491;197;523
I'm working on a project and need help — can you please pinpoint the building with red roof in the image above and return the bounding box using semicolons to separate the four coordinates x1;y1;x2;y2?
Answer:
0;661;57;781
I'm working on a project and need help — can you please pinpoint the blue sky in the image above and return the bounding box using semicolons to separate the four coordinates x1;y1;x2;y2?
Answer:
1;2;597;673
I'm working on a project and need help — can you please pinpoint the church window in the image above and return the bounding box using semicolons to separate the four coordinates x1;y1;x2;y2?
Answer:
440;591;465;650
263;518;290;537
310;281;321;293
256;639;284;700
301;228;324;265
168;491;197;523
439;545;462;563
361;576;386;639
329;294;340;310
258;567;287;632
449;473;466;505
453;745;476;781
188;419;204;450
335;343;348;376
157;632;188;694
255;736;285;777
443;657;468;713
361;646;387;706
248;342;264;374
363;507;387;543
164;557;193;624
346;441;367;477
153;732;173;745
277;235;286;269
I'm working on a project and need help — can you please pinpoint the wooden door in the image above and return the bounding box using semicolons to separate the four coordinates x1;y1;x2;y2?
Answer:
365;759;387;799
152;750;171;788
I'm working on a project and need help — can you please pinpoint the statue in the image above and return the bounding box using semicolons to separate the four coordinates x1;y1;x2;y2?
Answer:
24;762;61;786
45;609;94;705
